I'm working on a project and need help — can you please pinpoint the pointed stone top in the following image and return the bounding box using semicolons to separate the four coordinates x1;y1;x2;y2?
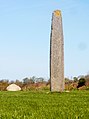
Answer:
54;10;61;17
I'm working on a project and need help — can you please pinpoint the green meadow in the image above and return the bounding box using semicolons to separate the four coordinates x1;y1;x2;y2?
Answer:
0;91;89;119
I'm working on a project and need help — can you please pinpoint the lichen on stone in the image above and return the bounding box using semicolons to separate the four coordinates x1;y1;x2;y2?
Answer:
54;10;61;17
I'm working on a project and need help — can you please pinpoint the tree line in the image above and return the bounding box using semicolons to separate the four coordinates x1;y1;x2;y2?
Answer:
0;74;89;91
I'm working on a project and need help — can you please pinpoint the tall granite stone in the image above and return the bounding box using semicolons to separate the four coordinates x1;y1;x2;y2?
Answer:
50;10;64;92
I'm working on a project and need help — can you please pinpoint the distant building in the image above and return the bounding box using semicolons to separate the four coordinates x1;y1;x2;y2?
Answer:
6;84;21;91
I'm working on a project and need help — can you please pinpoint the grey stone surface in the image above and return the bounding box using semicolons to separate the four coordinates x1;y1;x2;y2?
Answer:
50;10;65;92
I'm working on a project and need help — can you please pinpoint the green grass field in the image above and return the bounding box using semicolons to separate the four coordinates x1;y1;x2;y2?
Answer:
0;91;89;119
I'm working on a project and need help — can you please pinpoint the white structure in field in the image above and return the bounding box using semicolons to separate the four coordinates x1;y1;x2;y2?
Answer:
6;84;21;91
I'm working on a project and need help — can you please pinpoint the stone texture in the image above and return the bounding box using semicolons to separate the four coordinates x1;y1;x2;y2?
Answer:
50;10;64;92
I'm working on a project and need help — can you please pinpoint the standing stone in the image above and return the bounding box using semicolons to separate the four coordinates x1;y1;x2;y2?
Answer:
50;10;64;92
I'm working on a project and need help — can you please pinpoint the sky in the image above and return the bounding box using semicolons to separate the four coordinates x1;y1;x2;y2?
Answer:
0;0;89;81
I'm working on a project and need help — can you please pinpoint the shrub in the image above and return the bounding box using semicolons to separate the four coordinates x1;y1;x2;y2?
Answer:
77;78;86;88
